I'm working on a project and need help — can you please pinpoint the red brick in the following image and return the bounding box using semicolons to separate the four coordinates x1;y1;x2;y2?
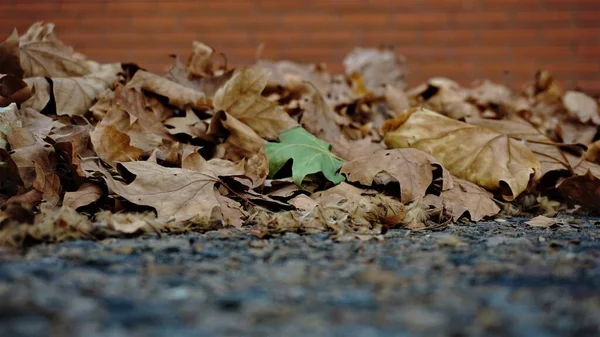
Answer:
338;13;392;27
541;28;600;44
513;11;572;27
421;30;478;45
577;45;600;57
575;11;600;27
512;46;572;58
392;13;451;29
480;29;541;45
452;12;510;28
480;0;543;9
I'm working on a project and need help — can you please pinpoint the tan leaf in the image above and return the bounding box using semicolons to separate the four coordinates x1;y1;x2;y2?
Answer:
0;75;32;106
563;91;600;125
525;215;558;228
165;55;234;98
432;177;500;221
299;88;346;145
18;22;91;78
244;148;269;188
164;109;208;139
557;122;597;146
0;103;20;150
341;148;453;203
0;29;24;78
213;66;297;139
22;63;121;116
105;161;222;223
95;211;156;234
208;110;266;161
330;136;385;162
343;47;407;96
186;41;214;77
406;77;480;120
215;193;246;228
385;84;409;117
10;143;61;208
288;194;319;212
125;70;208;109
465;117;590;181
584;139;600;164
384;108;540;200
63;182;103;209
90;124;143;165
182;152;245;177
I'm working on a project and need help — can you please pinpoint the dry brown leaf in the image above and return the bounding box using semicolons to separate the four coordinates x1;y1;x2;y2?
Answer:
208;110;266;161
165;55;234;98
164;109;208;139
384;84;409;117
557;170;600;210
0;30;24;78
125;70;209;109
384;108;540;200
343;47;407;96
288;194;319;212
10;143;61;208
63;182;103;209
0;103;19;150
0;74;32;106
341;148;453;203
105;161;222;223
465;117;585;177
95;211;157;234
18;22;91;78
584;140;600;164
213;66;297;139
407;77;480;120
22;63;121;116
299;87;347;144
557;122;597;146
430;177;500;221
563;91;600;125
525;215;558;228
215;193;246;228
90;124;144;165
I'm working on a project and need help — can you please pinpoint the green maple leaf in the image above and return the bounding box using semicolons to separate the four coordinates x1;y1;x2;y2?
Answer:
264;126;345;186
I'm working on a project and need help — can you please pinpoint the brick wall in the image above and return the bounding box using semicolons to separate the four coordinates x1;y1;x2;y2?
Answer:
2;0;599;93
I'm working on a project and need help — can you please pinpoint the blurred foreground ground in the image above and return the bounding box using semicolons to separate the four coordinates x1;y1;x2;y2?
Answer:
0;217;599;337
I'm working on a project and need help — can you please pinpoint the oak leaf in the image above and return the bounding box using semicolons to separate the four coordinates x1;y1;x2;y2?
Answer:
0;74;32;106
340;148;453;203
105;161;223;223
563;91;600;125
63;182;103;210
18;22;91;78
426;177;500;221
265;126;345;186
125;70;209;109
213;66;298;139
22;63;121;116
383;108;541;200
343;47;407;96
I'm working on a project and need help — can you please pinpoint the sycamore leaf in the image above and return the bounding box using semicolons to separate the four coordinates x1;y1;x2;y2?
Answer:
22;63;121;116
383;108;541;200
558;170;600;210
426;177;500;221
208;110;266;161
341;148;453;203
563;91;600;125
125;70;209;109
0;103;19;150
0;74;32;106
18;22;91;78
213;66;298;139
265;126;345;186
105;161;222;223
90;124;144;166
0;30;24;78
343;47;407;96
63;182;103;210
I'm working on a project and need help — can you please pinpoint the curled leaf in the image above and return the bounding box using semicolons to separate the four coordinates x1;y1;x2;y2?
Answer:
383;108;540;200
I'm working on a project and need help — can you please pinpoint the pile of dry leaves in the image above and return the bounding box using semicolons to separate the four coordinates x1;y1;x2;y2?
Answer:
1;22;599;246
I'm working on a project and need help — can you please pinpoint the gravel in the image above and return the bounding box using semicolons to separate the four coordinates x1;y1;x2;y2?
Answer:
0;217;599;337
